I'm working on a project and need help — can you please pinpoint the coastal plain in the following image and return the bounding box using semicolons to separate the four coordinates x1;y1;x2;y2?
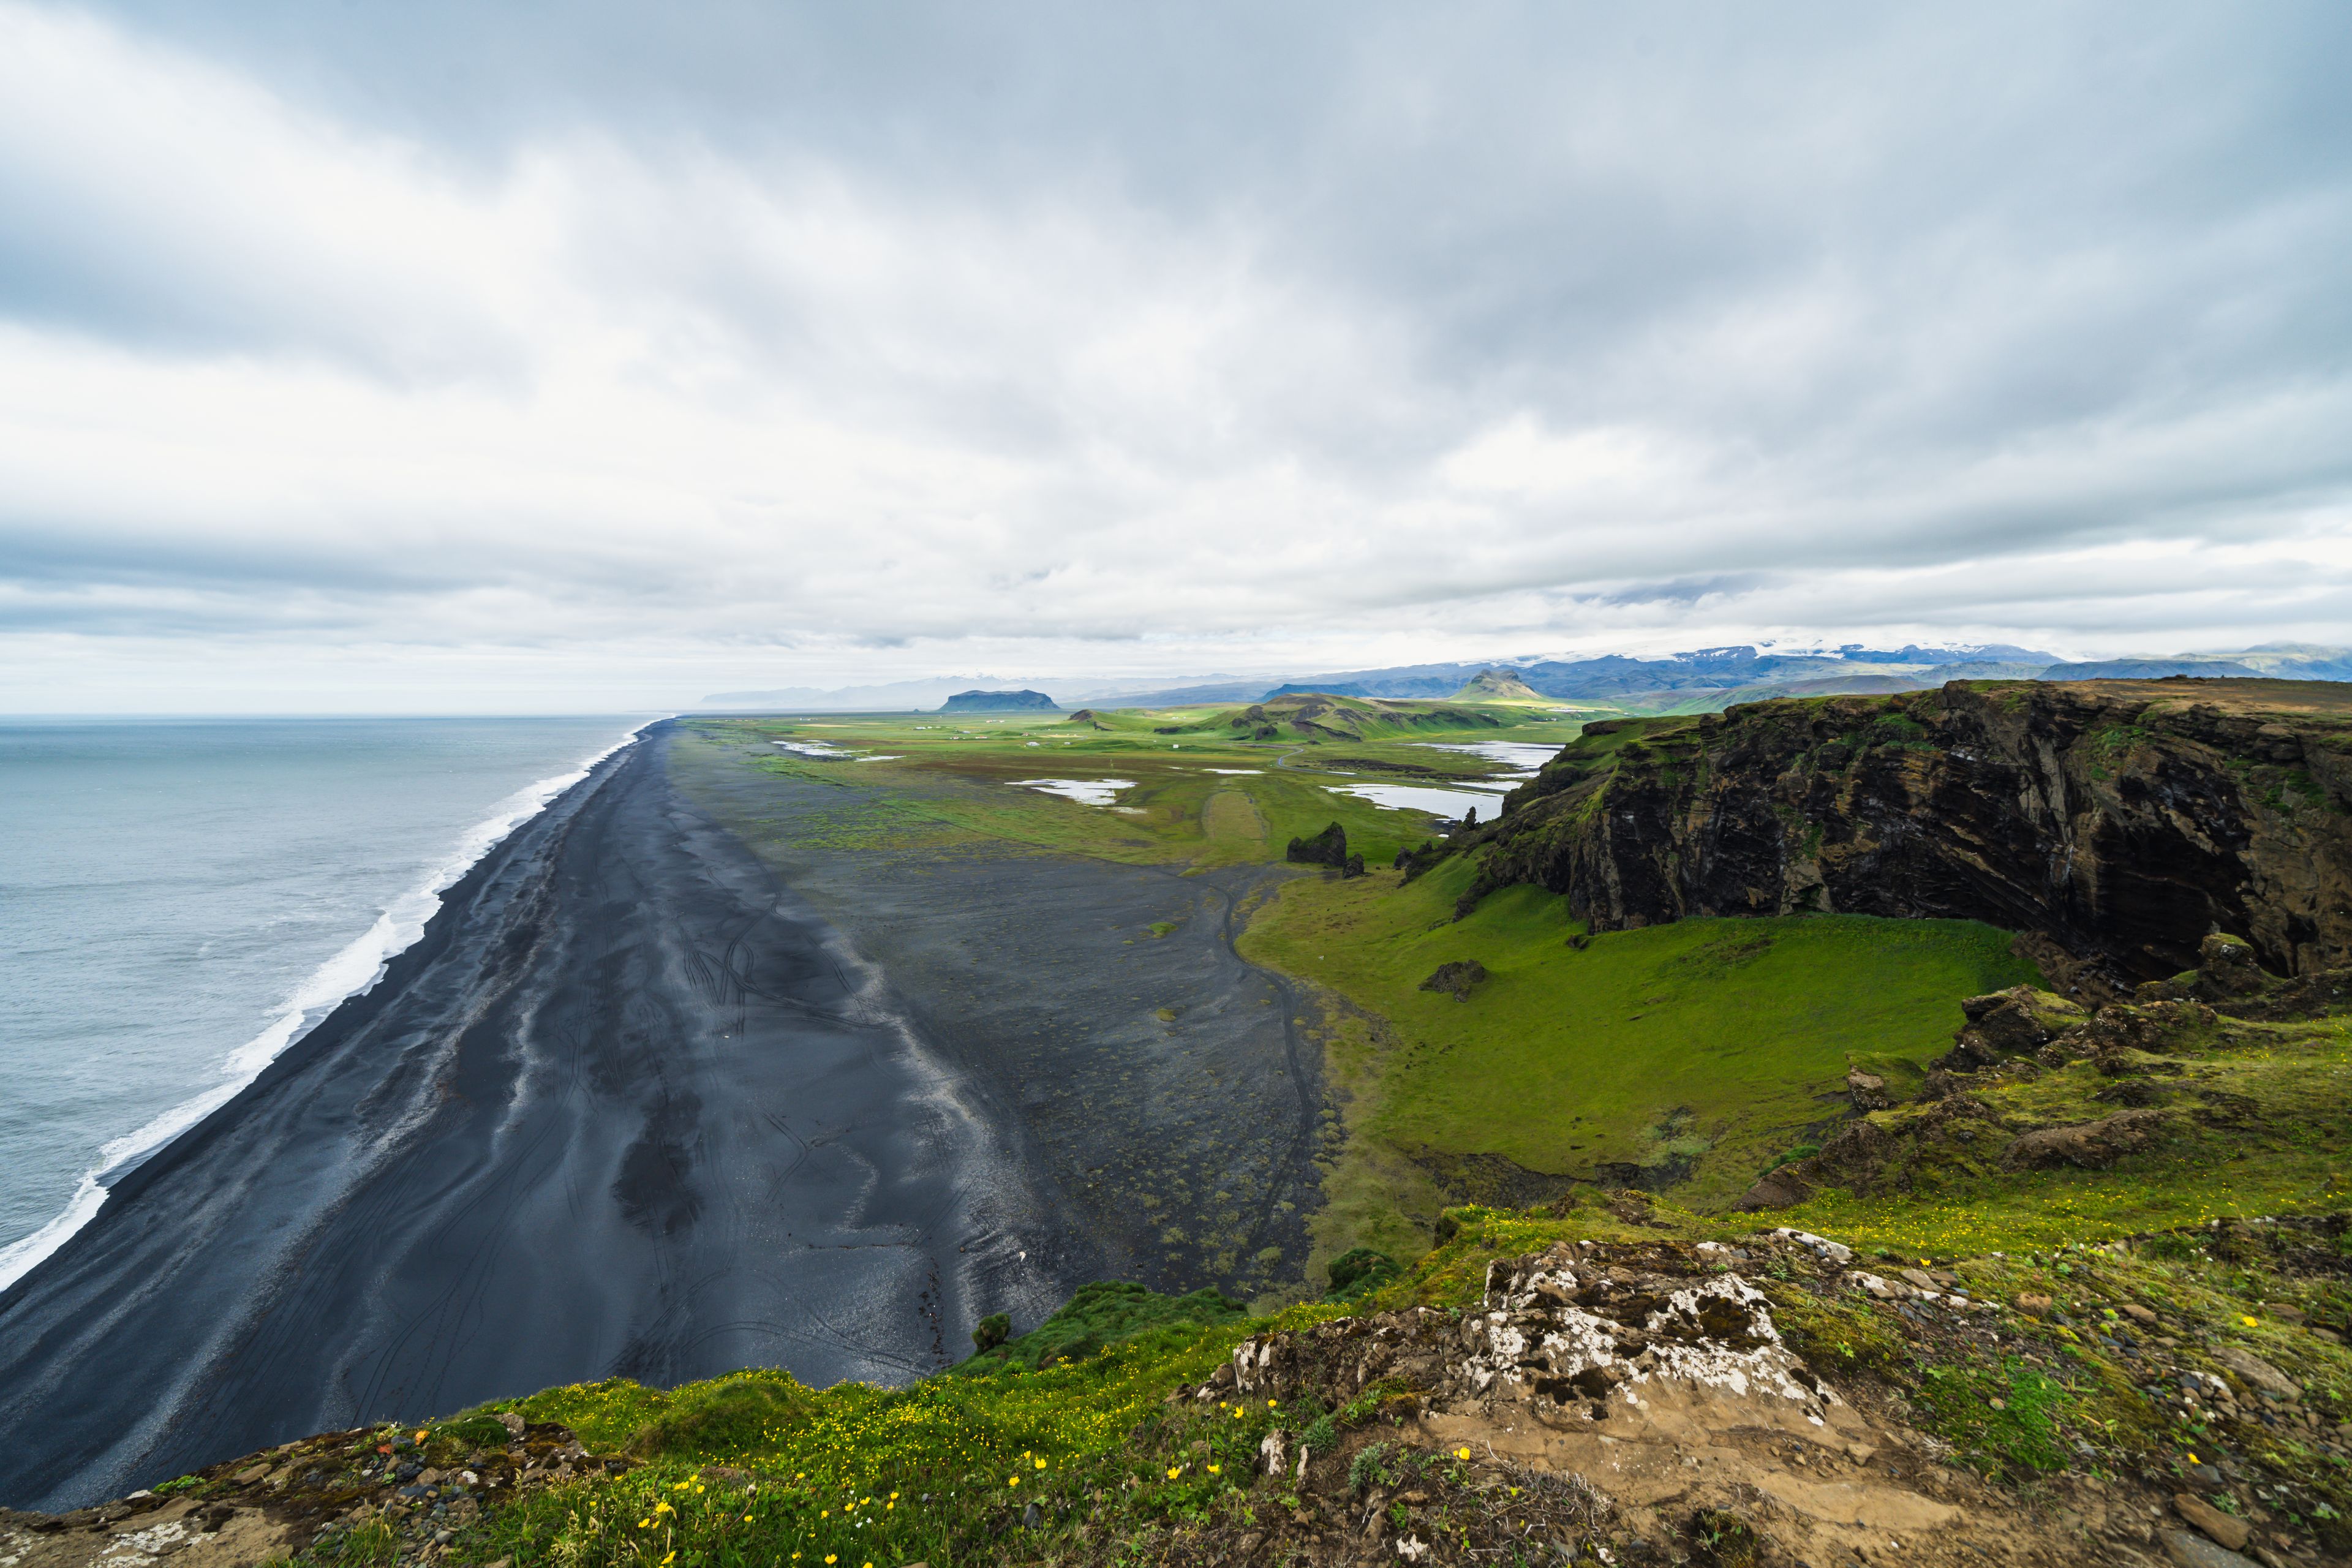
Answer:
7;679;2352;1567
661;697;2061;1288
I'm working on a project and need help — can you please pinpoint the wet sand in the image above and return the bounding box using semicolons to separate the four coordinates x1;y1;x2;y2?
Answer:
0;725;1058;1510
668;726;1325;1300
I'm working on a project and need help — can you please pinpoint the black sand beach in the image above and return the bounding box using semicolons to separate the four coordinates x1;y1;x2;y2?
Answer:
0;725;1064;1509
668;728;1325;1298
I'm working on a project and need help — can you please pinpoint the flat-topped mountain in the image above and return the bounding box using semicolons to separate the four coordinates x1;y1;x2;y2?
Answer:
940;688;1058;712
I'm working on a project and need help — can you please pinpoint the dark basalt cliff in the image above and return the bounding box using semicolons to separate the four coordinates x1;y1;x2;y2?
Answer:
1471;679;2352;989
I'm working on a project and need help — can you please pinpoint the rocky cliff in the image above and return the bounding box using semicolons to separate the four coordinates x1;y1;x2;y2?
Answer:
1472;678;2352;990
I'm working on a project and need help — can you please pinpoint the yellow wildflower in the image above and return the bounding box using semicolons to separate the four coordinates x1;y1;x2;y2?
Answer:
1167;1466;1182;1479
1035;1457;1047;1469
1207;1464;1220;1475
1456;1447;1472;1461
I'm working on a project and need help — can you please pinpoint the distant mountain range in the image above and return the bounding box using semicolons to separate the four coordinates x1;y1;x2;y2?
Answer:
699;644;2352;714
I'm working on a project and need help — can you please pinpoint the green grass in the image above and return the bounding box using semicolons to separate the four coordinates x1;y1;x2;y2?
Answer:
464;1297;1340;1568
438;1198;2352;1566
1771;1012;2352;1257
958;1281;1250;1374
1238;853;2041;1267
680;704;1589;872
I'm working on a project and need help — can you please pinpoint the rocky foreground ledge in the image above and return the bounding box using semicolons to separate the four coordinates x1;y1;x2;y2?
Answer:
7;1219;2346;1567
0;1417;627;1568
1158;1228;2335;1567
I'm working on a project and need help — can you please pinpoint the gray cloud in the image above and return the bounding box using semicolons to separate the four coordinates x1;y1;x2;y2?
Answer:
0;0;2346;709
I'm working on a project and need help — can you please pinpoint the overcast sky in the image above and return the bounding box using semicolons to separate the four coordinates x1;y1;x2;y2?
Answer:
2;1;2347;711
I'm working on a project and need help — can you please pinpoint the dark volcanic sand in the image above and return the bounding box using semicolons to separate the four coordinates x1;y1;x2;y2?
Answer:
668;727;1325;1302
0;725;1061;1510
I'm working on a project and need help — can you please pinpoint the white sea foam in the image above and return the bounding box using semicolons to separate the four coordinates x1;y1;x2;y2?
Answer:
0;718;652;1295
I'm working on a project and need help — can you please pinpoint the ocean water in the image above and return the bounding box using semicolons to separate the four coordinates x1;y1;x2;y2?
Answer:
0;716;646;1290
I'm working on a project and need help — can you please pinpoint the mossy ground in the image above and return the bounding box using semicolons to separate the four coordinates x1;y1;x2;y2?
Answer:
292;1187;2352;1567
1774;1010;2352;1256
1239;853;2040;1268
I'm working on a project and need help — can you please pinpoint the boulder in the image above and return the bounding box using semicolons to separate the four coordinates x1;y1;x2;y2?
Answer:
1417;959;1488;1001
1285;821;1349;867
1940;987;2087;1068
2194;932;2272;995
2002;1108;2165;1170
1735;1168;1813;1211
2171;1493;2252;1553
2157;1529;2259;1568
1917;1067;1967;1099
1845;1067;1893;1111
2211;1345;2299;1400
1806;1117;1894;1187
1342;852;1366;880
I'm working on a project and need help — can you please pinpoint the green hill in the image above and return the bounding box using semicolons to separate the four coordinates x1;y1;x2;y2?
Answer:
1209;691;1504;741
1448;667;1547;703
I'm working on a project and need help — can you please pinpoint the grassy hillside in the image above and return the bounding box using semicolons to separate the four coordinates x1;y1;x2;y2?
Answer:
1774;1006;2352;1256
1238;854;2043;1270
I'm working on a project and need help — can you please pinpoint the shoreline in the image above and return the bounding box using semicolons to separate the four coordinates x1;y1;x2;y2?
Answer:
0;718;653;1297
0;724;1060;1510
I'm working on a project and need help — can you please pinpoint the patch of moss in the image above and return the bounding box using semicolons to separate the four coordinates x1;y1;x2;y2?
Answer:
960;1280;1250;1374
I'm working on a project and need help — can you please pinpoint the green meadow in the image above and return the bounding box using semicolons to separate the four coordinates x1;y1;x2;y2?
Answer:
1236;853;2043;1269
688;695;1596;870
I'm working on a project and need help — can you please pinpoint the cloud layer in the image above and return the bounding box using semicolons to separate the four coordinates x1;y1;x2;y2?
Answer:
3;1;2348;709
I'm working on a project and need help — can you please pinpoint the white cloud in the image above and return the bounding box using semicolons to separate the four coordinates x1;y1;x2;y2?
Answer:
0;0;2347;710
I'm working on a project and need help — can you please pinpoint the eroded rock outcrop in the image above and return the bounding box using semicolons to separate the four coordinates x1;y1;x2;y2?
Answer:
0;1420;622;1568
2002;1108;2168;1170
1173;1234;2137;1566
1286;821;1350;868
1474;679;2352;989
1736;932;2352;1211
1417;960;1488;1001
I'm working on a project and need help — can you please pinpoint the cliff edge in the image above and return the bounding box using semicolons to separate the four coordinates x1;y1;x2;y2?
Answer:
1468;678;2352;992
